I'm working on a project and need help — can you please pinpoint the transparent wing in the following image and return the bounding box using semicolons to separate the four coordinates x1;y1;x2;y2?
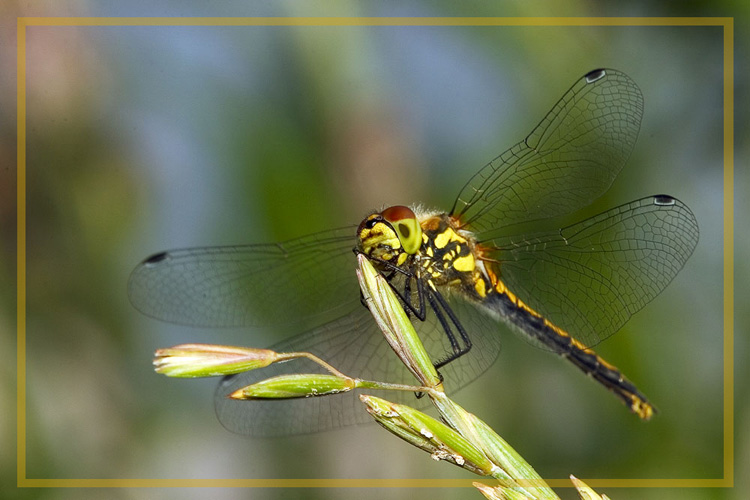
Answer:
451;68;643;235
214;290;502;437
482;195;699;349
128;226;359;328
130;226;503;436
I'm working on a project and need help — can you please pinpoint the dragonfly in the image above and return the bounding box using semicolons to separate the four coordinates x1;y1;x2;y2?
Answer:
129;68;699;437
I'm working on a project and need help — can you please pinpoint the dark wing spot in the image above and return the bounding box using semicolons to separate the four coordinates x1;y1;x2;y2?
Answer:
585;68;606;83
143;251;170;267
653;195;676;206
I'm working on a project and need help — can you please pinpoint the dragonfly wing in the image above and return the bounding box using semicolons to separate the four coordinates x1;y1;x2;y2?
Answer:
215;307;387;436
481;195;699;348
451;69;643;235
214;287;503;436
128;226;359;328
424;291;504;394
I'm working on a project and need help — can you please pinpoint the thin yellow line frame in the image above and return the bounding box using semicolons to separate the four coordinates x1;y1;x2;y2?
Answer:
16;16;734;490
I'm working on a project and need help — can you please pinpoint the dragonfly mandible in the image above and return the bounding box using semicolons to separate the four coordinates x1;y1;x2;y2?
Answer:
129;68;699;436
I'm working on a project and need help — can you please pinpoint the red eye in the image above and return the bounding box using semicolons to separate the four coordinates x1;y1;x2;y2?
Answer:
381;205;415;223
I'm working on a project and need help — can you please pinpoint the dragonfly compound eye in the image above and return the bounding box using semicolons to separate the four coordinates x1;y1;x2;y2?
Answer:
381;205;423;255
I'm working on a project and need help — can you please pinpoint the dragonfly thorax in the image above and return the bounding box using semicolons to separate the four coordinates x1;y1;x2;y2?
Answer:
418;214;486;295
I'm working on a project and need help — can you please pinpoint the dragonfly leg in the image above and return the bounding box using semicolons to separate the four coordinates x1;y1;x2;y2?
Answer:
381;273;428;321
429;289;472;370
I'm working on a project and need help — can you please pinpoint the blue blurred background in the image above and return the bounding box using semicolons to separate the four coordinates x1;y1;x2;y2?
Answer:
4;1;749;499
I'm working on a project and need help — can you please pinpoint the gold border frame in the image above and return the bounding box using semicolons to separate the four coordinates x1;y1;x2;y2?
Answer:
16;16;734;490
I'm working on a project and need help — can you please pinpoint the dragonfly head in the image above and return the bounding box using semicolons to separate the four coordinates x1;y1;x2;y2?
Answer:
357;205;423;265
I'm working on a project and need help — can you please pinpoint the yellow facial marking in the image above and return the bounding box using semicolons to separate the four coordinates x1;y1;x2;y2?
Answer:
358;220;402;261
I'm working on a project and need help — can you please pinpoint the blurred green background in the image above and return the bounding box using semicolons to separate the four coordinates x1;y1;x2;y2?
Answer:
4;1;749;500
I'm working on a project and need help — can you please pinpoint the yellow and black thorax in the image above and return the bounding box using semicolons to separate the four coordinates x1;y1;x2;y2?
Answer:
357;206;490;301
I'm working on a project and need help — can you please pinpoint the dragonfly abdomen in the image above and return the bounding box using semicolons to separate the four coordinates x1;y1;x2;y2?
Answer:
482;284;656;420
